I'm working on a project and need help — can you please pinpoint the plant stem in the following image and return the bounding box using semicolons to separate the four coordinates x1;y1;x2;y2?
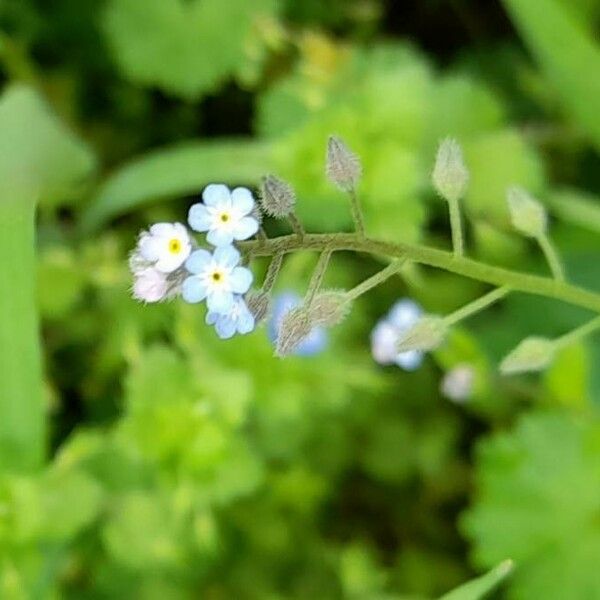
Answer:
238;233;600;313
305;250;332;305
444;286;510;325
347;259;407;300
554;314;600;349
262;252;284;293
349;187;365;238
287;212;305;239
448;198;464;257
536;233;565;281
0;198;44;472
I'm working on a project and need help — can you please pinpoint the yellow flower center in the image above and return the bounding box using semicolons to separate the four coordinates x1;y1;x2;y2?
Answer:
220;213;230;223
212;271;222;282
168;238;182;254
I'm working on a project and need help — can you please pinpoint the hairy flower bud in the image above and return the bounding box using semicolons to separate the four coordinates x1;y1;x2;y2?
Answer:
441;364;474;402
245;289;271;325
507;186;547;238
326;136;361;191
500;336;555;374
259;174;296;218
396;315;447;352
309;291;351;327
276;306;313;357
432;138;469;203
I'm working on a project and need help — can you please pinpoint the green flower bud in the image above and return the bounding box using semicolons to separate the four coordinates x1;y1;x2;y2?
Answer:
432;138;469;203
326;135;361;192
397;315;447;352
506;186;547;238
276;306;312;357
500;336;555;374
259;174;296;218
309;291;351;328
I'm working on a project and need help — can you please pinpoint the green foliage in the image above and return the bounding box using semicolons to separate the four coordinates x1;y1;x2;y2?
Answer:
102;0;279;99
463;411;600;599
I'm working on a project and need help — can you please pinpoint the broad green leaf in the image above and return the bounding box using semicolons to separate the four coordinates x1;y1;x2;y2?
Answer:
439;560;514;600
503;0;600;151
462;411;600;599
0;85;95;472
102;0;278;99
80;139;272;232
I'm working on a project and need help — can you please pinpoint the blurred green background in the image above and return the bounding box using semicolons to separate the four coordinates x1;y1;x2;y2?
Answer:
0;0;599;598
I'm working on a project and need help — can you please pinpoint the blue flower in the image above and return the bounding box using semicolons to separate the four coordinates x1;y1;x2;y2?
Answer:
371;299;424;371
268;292;327;356
206;295;255;339
188;184;259;247
182;245;253;314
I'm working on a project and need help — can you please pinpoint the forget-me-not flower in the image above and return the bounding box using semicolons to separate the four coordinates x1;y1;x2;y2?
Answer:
182;245;253;314
206;295;255;339
188;184;259;247
137;222;192;273
268;292;327;356
132;267;168;303
371;299;424;370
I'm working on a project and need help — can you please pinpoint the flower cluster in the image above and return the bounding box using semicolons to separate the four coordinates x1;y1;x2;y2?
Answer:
129;184;259;339
370;299;424;371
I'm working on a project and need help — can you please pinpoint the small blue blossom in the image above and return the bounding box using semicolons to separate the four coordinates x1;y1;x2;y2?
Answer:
206;295;255;339
268;292;327;356
188;184;259;247
182;245;253;314
371;298;424;371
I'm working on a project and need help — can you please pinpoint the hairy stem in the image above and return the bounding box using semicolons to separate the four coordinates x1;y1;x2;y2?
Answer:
347;259;407;300
348;188;365;238
444;286;510;325
305;250;332;305
239;233;600;313
448;198;464;257
262;252;284;293
287;212;305;238
536;233;565;282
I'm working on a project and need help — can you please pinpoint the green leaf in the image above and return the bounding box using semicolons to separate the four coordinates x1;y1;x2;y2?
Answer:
462;411;600;599
439;560;514;600
546;188;600;234
0;85;95;472
80;139;271;232
102;0;278;99
502;0;600;151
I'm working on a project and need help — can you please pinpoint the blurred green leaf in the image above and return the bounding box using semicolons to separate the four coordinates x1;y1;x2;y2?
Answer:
81;139;271;231
463;411;600;599
503;0;600;151
439;560;514;600
546;188;600;234
102;0;278;99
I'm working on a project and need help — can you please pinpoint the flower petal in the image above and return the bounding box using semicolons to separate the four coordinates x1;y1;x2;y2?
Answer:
205;311;219;326
139;235;162;261
182;276;207;304
203;184;230;207
185;249;212;274
213;245;240;268
388;299;422;330
229;267;253;294
207;227;234;247
231;187;254;215
149;222;175;237
236;302;255;334
188;203;212;232
155;252;186;273
207;290;234;314
215;316;237;339
232;216;259;241
395;350;423;371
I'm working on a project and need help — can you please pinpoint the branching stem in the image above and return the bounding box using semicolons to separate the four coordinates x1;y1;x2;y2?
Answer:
448;198;464;257
305;250;332;306
443;286;510;326
554;314;600;349
239;233;600;313
348;187;365;238
262;252;284;293
347;259;407;301
536;233;565;282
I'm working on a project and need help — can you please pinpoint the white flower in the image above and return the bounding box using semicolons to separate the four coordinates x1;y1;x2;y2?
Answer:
132;268;168;303
182;245;253;314
370;299;424;371
206;295;255;339
188;184;259;247
138;223;191;273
